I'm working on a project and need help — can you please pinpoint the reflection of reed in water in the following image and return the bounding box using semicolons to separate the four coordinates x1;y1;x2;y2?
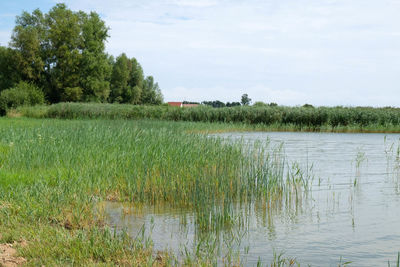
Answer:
99;142;314;265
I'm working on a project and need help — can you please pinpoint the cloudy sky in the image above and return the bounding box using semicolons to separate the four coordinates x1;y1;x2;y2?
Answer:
1;0;400;106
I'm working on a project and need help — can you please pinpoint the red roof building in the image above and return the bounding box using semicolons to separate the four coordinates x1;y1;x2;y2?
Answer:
168;102;183;107
168;102;199;108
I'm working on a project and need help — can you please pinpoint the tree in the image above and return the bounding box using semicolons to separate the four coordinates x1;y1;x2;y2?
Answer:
142;76;163;105
109;55;162;105
241;94;251;106
128;58;144;104
3;3;163;105
226;102;241;107
10;9;46;85
9;4;114;103
110;53;130;103
0;46;21;91
79;11;112;102
202;100;226;108
45;4;82;102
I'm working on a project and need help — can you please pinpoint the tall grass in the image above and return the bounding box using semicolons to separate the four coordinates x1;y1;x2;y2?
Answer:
0;118;309;265
14;102;400;132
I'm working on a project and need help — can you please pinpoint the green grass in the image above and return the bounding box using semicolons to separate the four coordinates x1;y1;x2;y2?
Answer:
12;102;400;133
0;117;309;266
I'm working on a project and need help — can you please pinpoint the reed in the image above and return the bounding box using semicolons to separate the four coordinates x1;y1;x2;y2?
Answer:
13;102;400;132
0;117;309;265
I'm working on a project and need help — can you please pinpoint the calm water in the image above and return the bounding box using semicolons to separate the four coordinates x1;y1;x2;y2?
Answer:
102;132;400;266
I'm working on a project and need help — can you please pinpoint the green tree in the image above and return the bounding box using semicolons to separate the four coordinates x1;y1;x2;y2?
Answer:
10;9;46;84
142;76;163;105
110;53;130;103
4;3;163;105
9;4;113;103
0;46;21;90
79;11;112;102
110;54;149;104
45;4;82;102
241;93;251;106
128;58;144;104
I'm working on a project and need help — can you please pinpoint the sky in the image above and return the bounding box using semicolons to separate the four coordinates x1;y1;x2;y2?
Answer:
1;0;400;107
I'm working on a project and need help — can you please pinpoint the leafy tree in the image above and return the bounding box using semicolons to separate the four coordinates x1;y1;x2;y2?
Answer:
142;76;163;105
226;102;241;107
79;11;112;102
241;94;251;106
45;4;82;102
202;100;226;108
127;58;144;104
110;53;130;103
109;54;157;104
0;46;21;90
10;9;46;84
2;3;163;105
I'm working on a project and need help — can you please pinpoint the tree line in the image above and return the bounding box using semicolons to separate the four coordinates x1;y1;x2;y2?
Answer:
0;3;162;113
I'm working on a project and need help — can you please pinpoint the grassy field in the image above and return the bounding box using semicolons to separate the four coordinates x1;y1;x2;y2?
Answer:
0;117;308;266
12;102;400;133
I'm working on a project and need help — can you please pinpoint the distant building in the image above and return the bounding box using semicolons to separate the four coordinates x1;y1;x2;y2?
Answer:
168;102;183;107
168;102;199;108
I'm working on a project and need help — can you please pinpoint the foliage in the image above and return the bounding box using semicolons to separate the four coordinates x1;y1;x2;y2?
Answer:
302;103;314;108
202;100;226;108
142;76;163;105
79;11;112;102
254;102;278;107
0;82;44;115
0;3;162;107
226;101;241;107
16;102;400;132
0;46;21;91
109;54;147;104
241;93;251;106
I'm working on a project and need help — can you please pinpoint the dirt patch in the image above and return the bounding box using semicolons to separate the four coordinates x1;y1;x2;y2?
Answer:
0;239;27;267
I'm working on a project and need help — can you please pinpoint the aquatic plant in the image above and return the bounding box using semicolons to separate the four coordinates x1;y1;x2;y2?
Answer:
13;102;400;132
0;117;310;265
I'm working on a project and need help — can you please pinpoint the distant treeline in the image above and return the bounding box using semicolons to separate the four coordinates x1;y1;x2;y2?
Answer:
15;102;400;132
201;101;241;108
181;100;241;108
0;4;162;114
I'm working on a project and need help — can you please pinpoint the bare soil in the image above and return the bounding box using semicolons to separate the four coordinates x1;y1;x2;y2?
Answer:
0;238;27;267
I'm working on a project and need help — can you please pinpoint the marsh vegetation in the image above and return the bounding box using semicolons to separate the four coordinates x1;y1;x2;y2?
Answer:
0;118;311;266
15;102;400;133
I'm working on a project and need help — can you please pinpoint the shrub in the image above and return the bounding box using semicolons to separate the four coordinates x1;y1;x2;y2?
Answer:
63;87;83;102
0;82;45;115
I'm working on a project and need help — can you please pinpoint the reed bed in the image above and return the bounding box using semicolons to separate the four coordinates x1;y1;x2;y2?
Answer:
14;102;400;132
0;117;309;265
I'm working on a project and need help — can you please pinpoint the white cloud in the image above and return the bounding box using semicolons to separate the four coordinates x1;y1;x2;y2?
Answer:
171;0;218;8
2;0;400;106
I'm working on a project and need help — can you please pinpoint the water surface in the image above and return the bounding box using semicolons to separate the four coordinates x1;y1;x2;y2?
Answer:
103;131;400;266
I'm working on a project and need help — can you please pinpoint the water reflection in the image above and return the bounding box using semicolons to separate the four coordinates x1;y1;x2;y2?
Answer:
102;132;400;266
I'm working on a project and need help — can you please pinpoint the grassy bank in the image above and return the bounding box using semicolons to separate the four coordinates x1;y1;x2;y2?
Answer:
12;102;400;133
0;117;307;266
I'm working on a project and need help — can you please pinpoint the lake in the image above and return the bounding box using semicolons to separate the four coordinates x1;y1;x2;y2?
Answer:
102;131;400;266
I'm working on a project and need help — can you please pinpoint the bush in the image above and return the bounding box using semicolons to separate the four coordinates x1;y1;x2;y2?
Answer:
0;82;45;115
